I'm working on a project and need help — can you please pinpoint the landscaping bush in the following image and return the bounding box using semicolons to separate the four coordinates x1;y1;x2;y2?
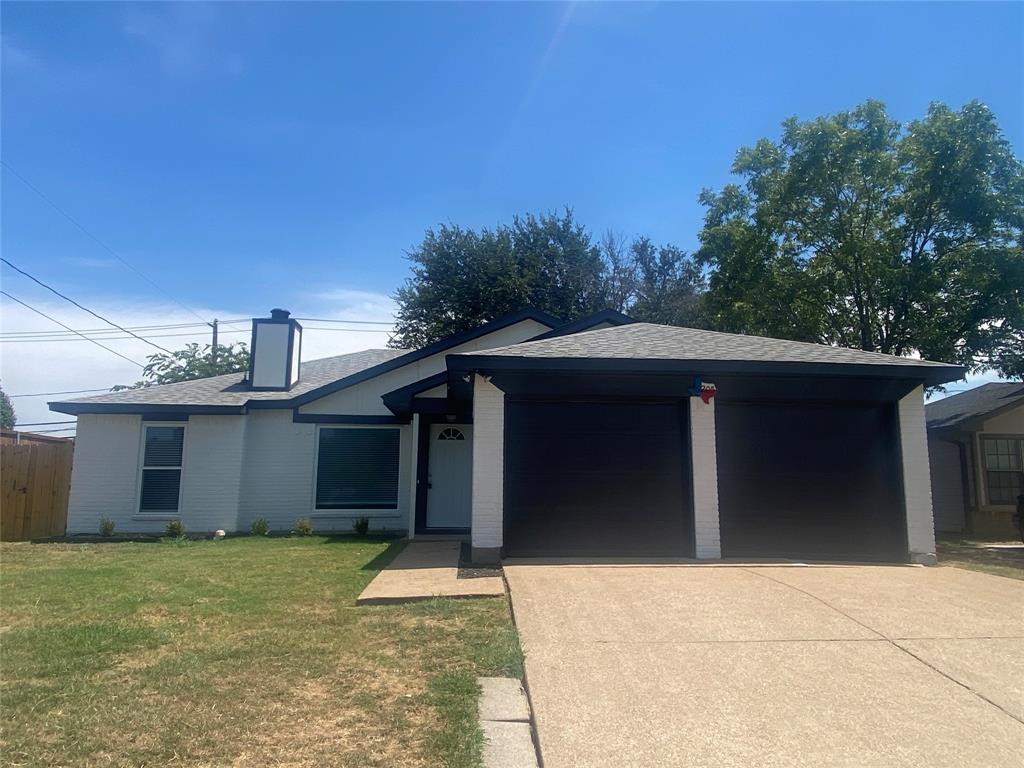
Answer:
98;518;115;537
294;517;313;536
352;516;370;536
164;519;185;538
250;517;270;536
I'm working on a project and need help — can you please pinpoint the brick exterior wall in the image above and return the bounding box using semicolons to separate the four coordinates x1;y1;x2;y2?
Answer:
471;374;505;551
899;385;937;562
689;392;722;559
66;414;144;534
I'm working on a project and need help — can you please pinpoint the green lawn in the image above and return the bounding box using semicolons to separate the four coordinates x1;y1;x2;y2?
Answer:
0;537;522;767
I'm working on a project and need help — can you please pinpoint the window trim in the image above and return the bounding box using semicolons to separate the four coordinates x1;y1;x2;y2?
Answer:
979;434;1024;508
311;424;402;518
134;421;187;520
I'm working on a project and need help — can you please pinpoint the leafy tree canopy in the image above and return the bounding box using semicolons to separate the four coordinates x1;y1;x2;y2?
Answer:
697;99;1024;377
0;381;15;429
391;209;702;347
115;343;250;390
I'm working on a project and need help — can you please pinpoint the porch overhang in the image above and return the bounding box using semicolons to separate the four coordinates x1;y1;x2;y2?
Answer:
381;371;471;419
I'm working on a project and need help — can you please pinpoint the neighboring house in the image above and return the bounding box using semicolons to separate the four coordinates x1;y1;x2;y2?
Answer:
0;430;74;445
51;307;963;564
926;383;1024;537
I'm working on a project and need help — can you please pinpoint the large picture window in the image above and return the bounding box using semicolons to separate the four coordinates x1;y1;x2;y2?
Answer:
316;427;400;510
982;437;1024;505
139;425;185;514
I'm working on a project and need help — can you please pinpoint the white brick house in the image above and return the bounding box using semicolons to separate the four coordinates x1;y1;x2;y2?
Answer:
52;308;964;564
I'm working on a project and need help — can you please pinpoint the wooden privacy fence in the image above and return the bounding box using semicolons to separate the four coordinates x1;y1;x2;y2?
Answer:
1;441;74;541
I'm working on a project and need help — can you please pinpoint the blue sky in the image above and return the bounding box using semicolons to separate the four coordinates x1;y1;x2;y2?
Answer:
2;1;1022;426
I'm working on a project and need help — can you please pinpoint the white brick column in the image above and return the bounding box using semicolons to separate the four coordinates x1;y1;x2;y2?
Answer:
898;385;937;564
471;374;504;562
407;413;420;539
690;392;721;559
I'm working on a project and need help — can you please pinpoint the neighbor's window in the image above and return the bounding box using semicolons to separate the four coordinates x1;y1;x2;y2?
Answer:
315;427;400;510
982;437;1024;505
139;425;185;514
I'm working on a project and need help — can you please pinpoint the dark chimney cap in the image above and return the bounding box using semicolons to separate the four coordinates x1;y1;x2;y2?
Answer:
269;308;291;321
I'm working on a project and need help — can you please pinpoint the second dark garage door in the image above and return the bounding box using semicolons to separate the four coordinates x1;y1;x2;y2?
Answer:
503;400;693;558
715;400;907;562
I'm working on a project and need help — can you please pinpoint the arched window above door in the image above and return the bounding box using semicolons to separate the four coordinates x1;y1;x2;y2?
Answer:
437;427;465;441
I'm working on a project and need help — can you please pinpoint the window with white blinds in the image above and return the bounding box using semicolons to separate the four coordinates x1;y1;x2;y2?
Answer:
139;425;185;514
315;427;400;510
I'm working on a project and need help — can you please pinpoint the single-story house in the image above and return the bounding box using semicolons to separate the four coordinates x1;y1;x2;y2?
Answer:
926;383;1024;537
51;307;964;563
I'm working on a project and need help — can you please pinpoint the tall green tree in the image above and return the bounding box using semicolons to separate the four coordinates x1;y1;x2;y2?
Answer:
629;236;706;327
0;381;16;429
115;343;250;390
391;209;704;347
697;100;1024;377
392;209;622;348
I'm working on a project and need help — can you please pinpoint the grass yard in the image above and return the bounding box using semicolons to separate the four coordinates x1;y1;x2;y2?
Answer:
937;536;1024;581
0;537;522;767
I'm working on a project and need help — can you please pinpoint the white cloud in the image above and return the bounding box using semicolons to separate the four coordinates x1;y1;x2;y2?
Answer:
1;35;38;69
121;4;244;77
0;288;397;429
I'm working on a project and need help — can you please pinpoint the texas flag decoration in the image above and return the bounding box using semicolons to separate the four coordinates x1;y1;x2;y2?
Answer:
687;376;717;404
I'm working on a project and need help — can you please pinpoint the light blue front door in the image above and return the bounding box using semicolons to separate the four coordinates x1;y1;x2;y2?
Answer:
426;424;473;529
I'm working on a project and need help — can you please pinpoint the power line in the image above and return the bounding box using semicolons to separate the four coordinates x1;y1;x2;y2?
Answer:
1;257;174;354
1;320;219;337
294;317;394;325
1;159;212;325
0;291;145;368
1;325;393;343
7;388;110;398
0;319;255;339
1;318;392;339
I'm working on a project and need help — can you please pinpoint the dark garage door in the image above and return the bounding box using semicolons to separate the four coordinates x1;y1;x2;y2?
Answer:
716;401;906;561
504;400;692;557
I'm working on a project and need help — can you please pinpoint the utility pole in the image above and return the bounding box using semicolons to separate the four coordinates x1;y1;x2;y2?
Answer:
210;319;219;365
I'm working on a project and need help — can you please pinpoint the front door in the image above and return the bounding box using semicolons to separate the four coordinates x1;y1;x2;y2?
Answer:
426;424;473;529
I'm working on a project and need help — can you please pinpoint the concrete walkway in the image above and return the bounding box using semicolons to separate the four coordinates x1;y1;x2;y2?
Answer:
505;564;1024;768
356;541;504;605
478;677;538;768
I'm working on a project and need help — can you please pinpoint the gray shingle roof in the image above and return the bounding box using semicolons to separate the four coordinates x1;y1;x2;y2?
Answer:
926;382;1024;429
51;349;407;410
463;322;962;370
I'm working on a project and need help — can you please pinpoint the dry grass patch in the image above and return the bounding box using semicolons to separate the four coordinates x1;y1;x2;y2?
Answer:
937;536;1024;581
0;537;521;768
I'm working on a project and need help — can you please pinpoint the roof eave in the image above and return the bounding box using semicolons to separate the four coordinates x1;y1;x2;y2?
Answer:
49;401;247;416
447;354;966;389
287;308;562;408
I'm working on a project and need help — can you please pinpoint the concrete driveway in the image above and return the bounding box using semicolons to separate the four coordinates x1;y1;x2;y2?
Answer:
503;564;1024;768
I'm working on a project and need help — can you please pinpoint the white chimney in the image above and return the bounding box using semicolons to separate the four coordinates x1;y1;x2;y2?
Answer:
249;308;302;390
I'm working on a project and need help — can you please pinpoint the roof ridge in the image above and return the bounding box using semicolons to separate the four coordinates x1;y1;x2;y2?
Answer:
466;321;958;367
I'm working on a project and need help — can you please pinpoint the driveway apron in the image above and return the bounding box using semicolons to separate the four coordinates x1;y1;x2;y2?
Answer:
503;564;1024;768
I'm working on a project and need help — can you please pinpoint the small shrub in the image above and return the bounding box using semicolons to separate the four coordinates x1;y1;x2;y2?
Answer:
164;519;185;539
99;518;115;537
294;517;313;536
352;516;370;536
250;517;270;536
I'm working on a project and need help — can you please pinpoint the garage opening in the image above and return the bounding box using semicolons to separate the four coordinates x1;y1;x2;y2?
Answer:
504;400;692;558
716;401;906;562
